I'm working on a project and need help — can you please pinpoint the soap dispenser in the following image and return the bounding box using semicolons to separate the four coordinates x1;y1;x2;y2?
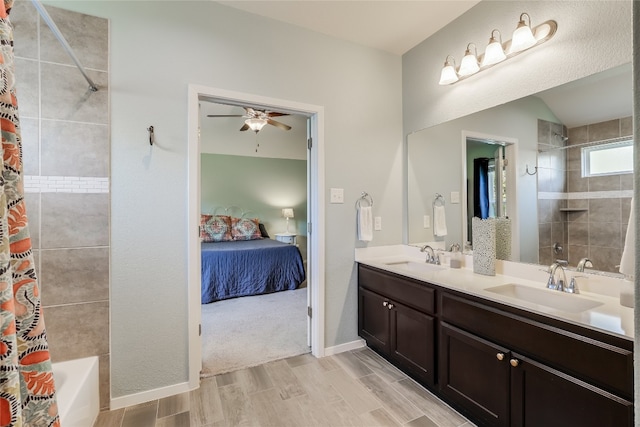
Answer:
449;243;462;269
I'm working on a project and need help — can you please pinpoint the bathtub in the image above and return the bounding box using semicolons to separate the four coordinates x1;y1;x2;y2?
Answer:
52;356;100;427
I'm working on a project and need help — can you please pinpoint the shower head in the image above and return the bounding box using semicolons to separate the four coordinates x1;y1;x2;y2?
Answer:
554;132;569;142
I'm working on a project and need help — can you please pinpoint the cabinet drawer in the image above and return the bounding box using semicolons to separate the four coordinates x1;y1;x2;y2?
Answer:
358;265;435;314
440;293;633;399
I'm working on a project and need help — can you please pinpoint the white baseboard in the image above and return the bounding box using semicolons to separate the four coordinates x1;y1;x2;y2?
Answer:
324;339;366;356
110;381;194;410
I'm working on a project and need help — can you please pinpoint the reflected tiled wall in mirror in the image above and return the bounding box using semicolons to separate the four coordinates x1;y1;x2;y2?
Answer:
537;117;633;273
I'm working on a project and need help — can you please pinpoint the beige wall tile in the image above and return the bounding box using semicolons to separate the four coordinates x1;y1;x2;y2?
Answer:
39;5;109;71
41;120;109;177
45;301;109;362
41;193;109;248
11;1;39;60
588;119;620;142
15;58;39;118
40;248;109;306
21;118;39;176
40;63;108;123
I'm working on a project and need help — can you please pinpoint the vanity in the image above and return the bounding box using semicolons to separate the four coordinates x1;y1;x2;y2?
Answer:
356;246;634;427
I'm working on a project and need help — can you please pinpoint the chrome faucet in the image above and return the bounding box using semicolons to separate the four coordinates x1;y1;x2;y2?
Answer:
547;261;568;291
576;258;593;272
420;245;440;265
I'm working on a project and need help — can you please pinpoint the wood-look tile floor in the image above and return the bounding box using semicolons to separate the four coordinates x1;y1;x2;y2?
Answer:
94;347;474;427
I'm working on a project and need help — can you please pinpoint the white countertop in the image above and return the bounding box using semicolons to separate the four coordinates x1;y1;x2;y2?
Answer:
355;245;634;341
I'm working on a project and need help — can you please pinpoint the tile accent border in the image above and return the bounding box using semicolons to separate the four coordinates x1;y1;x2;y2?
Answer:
538;190;633;200
24;175;109;193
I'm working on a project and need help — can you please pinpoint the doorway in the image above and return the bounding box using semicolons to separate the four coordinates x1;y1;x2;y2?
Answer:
461;131;519;260
186;86;325;388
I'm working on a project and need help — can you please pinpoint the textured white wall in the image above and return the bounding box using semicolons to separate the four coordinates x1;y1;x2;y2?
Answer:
44;0;403;399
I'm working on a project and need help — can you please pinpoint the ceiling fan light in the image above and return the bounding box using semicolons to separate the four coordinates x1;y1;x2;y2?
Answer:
439;56;459;85
510;13;537;53
482;30;506;67
458;44;479;77
245;118;267;132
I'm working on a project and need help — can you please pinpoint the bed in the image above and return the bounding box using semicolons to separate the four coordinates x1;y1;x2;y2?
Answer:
200;207;305;303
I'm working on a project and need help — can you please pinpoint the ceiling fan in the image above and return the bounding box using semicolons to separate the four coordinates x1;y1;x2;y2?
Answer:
207;107;292;133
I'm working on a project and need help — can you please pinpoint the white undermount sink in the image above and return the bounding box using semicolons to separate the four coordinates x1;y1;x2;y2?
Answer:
485;283;604;313
383;260;444;273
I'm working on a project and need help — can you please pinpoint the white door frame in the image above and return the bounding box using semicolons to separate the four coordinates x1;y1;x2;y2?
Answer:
461;130;519;261
187;85;325;388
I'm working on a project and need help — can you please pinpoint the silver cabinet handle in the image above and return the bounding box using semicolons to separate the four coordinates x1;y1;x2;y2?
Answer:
382;301;388;307
387;303;394;310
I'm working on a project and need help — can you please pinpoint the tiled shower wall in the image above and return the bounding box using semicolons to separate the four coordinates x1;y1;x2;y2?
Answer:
12;2;111;409
537;119;568;266
565;117;633;273
537;117;633;272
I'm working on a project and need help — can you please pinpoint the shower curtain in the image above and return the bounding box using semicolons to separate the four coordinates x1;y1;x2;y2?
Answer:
473;158;490;219
0;1;59;426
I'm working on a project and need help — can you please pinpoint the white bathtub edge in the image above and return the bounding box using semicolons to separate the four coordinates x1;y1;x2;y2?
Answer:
52;356;99;427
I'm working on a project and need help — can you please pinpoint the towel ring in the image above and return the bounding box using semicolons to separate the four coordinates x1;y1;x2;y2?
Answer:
355;192;374;209
433;193;445;207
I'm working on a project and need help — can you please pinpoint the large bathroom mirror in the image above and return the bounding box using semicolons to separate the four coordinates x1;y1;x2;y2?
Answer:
407;62;632;274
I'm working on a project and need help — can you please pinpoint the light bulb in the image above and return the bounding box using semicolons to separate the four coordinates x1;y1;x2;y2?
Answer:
245;118;267;132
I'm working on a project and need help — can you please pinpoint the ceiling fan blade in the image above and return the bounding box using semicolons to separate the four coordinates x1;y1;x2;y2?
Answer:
267;119;292;131
266;112;289;118
239;123;250;131
207;114;244;117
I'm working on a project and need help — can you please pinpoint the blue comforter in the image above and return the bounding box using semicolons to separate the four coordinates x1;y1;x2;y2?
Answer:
201;239;305;303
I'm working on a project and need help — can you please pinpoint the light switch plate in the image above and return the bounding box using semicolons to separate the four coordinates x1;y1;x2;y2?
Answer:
374;216;382;230
450;191;460;204
330;188;344;203
424;215;430;228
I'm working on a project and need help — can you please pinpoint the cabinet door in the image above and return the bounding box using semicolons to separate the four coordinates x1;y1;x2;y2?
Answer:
390;300;435;386
510;353;633;427
439;322;510;427
358;287;390;353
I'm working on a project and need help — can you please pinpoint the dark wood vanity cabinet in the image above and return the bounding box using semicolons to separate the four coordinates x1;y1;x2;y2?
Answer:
357;264;634;427
439;292;634;427
358;265;436;386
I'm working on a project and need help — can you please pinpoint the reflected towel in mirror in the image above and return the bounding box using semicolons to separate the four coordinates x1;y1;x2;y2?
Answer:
434;205;448;237
357;206;373;242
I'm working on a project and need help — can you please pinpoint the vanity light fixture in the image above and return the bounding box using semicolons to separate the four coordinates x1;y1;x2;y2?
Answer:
458;43;480;77
245;118;267;133
438;12;557;85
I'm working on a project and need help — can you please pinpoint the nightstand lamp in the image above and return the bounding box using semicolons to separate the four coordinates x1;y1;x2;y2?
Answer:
282;208;294;233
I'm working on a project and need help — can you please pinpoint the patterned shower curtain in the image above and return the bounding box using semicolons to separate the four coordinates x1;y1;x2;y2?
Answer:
0;1;59;426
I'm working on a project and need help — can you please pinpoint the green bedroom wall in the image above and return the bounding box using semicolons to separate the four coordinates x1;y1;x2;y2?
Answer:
200;153;307;238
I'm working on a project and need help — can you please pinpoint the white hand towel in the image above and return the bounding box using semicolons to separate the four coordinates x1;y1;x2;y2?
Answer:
357;206;373;242
434;205;448;237
619;198;635;279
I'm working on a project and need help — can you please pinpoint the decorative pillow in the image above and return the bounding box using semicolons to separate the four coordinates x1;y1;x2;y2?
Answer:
231;217;262;241
200;214;233;242
258;223;270;238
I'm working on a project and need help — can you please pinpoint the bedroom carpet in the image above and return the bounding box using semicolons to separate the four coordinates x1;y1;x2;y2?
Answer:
200;287;309;377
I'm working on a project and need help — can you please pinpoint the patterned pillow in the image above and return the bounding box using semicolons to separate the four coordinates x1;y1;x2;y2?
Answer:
231;217;263;241
200;214;233;242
